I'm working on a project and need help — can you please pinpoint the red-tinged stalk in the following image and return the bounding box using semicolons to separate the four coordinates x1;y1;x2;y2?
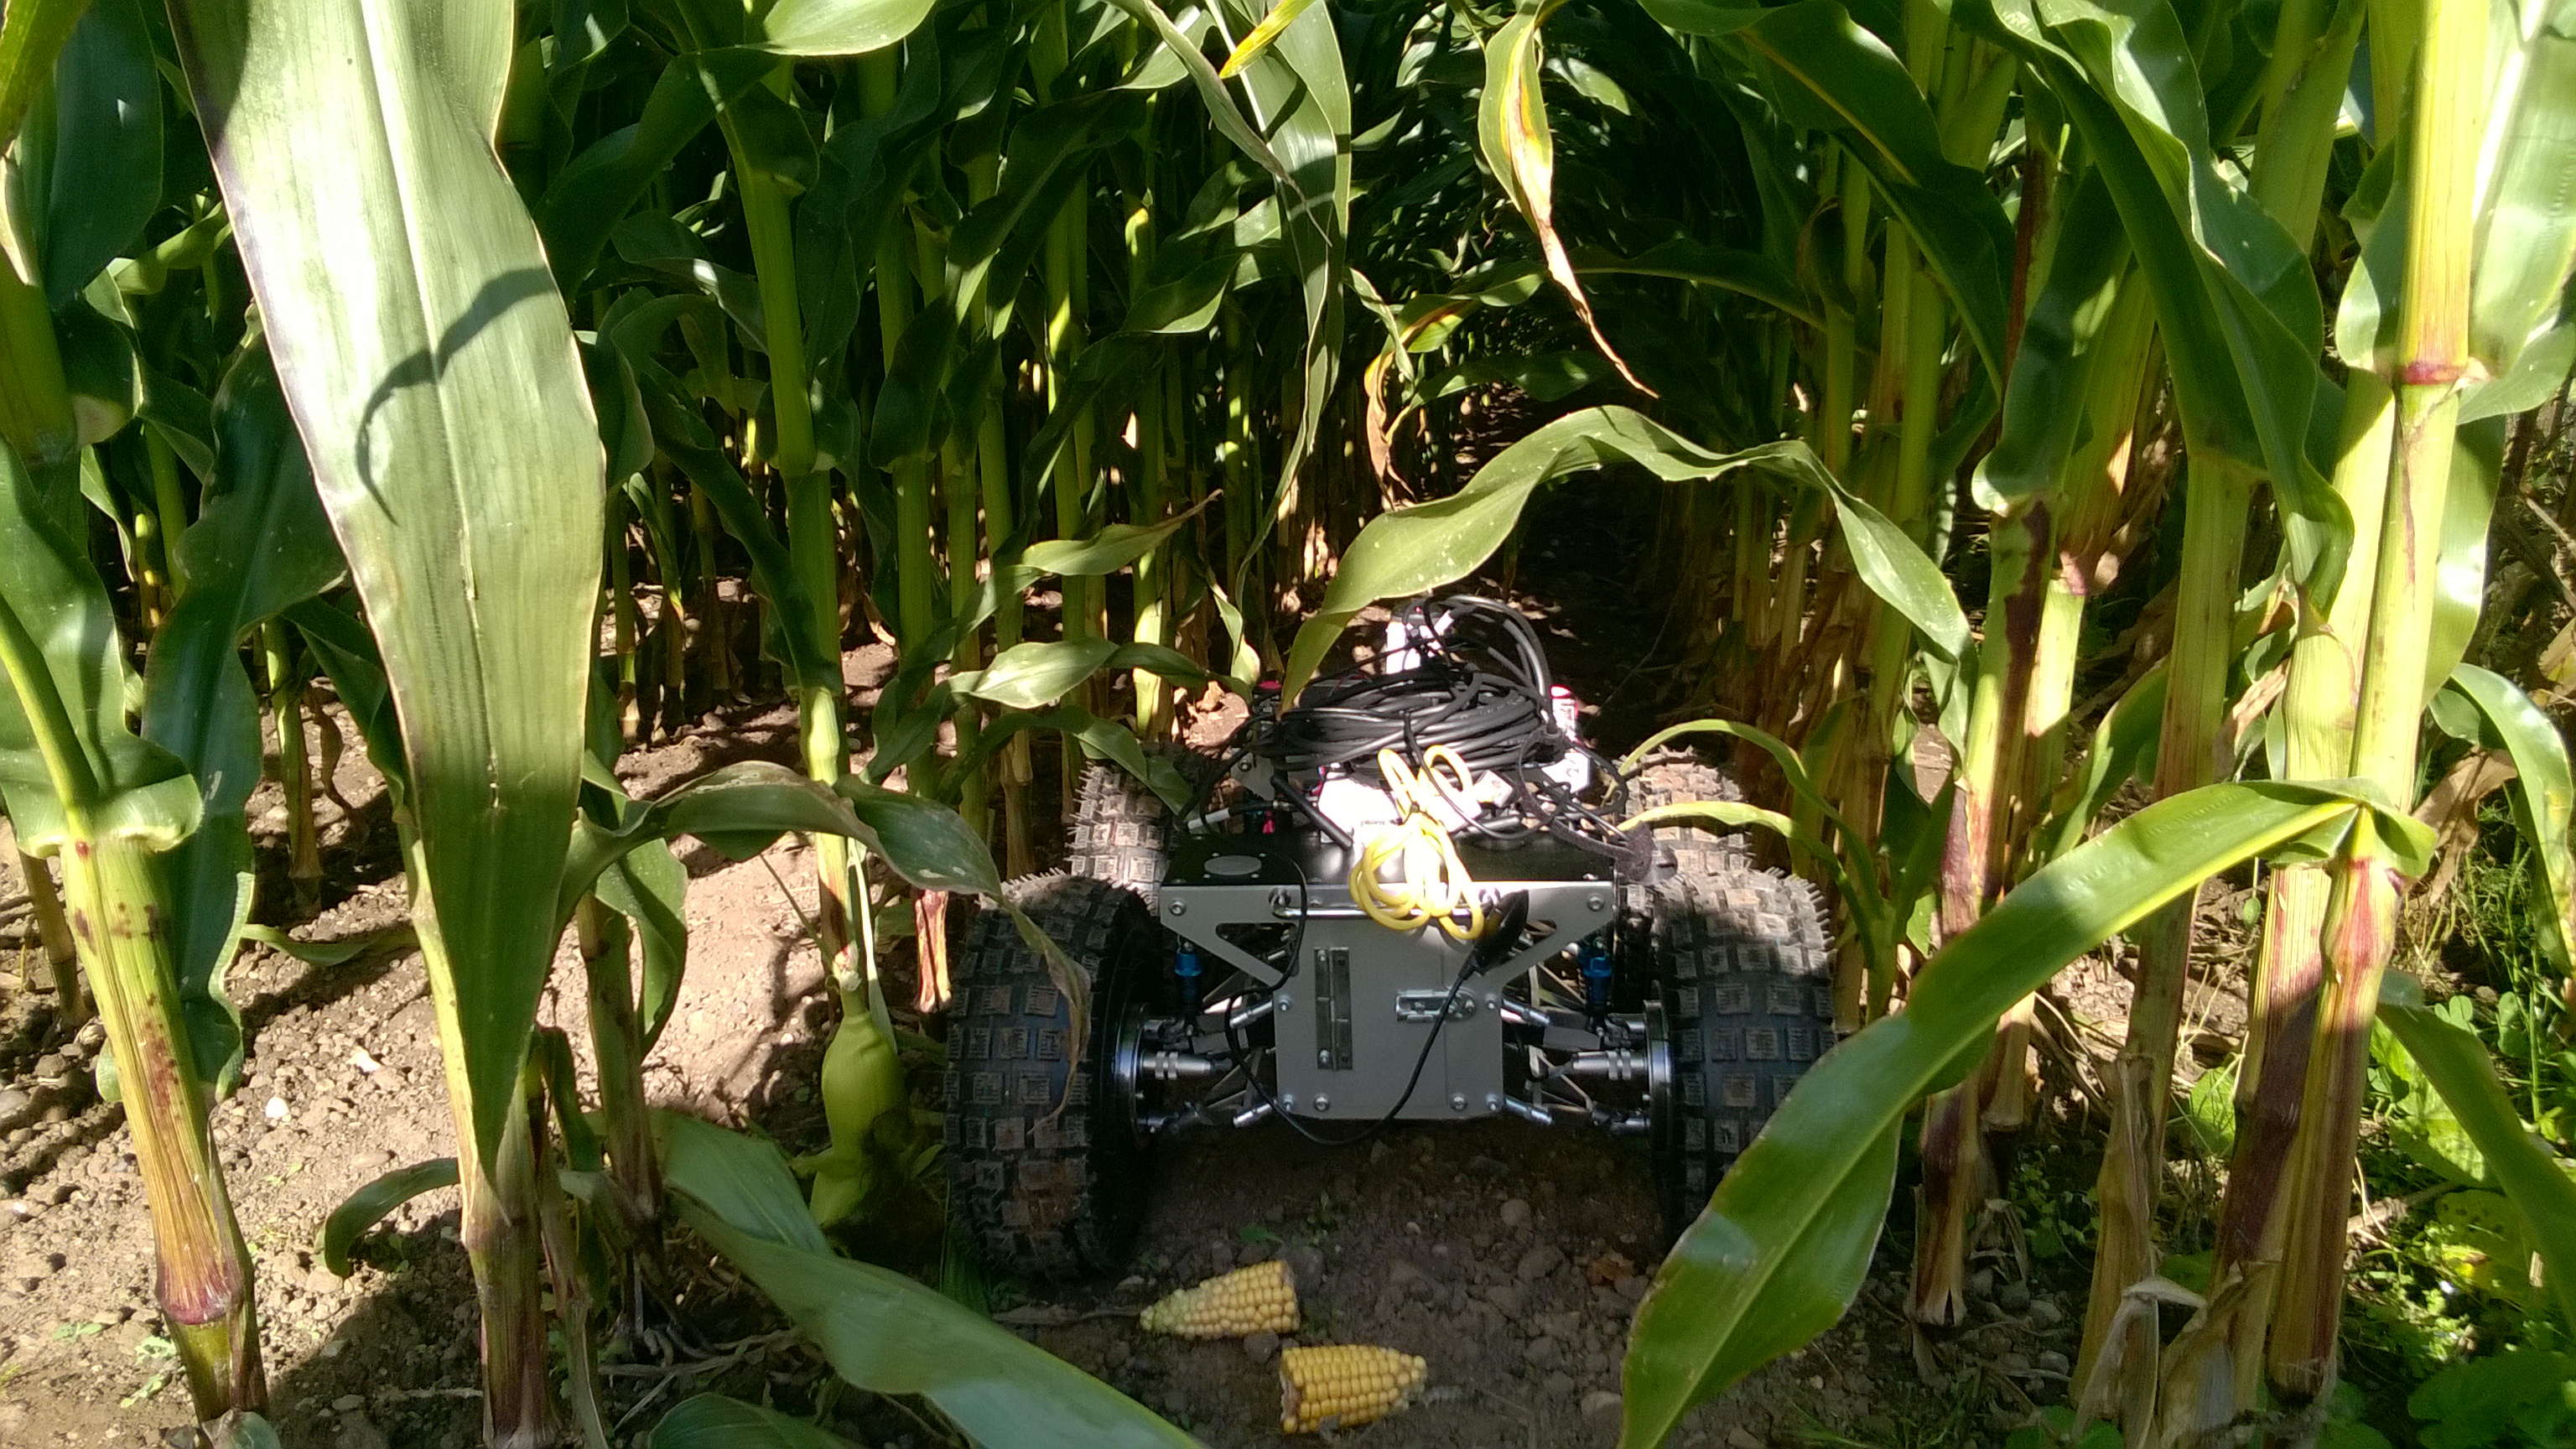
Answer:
60;832;265;1417
2127;0;2384;1423
2268;0;2480;1396
1914;497;2052;1327
2073;452;2254;1386
0;593;262;1420
2170;373;2396;1423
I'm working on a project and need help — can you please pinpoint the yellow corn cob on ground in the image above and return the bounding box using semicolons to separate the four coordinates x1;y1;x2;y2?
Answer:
1277;1344;1428;1434
1137;1258;1300;1338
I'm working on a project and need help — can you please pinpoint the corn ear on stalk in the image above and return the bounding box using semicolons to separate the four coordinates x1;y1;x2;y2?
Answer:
1278;1344;1427;1433
1139;1258;1300;1338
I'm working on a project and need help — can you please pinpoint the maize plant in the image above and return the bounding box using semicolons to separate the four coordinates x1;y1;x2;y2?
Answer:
9;0;2576;1440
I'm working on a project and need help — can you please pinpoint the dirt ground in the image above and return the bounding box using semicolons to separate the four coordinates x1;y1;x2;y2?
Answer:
0;487;2101;1446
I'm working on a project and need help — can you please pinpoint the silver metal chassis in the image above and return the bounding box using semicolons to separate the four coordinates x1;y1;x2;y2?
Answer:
1147;834;1629;1124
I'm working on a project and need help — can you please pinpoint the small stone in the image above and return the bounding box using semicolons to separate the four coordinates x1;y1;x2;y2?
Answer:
0;1088;29;1115
335;1410;391;1449
31;1054;68;1083
1542;1371;1576;1396
1616;1275;1649;1302
346;1148;391;1175
332;1394;366;1412
321;1337;350;1359
1998;1279;2033;1312
1581;1389;1622;1419
1522;1337;1563;1371
2038;1349;2071;1374
1243;1330;1279;1363
1727;1427;1764;1449
2001;1352;2033;1374
2027;1297;2064;1327
1498;1198;1532;1230
1515;1244;1564;1282
264;1097;289;1122
1285;1242;1324;1286
1386;1256;1431;1283
1486;1284;1524;1318
1968;1267;1995;1299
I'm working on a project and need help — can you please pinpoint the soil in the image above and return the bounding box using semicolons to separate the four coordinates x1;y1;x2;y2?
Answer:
0;484;2103;1447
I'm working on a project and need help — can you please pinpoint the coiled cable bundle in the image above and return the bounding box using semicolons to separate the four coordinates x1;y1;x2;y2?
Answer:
1269;595;1637;864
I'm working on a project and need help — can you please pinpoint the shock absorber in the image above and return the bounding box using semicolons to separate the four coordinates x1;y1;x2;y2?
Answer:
1175;943;1204;1021
1580;933;1613;1029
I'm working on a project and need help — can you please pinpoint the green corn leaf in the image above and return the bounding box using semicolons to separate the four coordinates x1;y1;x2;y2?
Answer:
538;50;774;292
1281;406;1966;695
319;1157;460;1277
169;0;605;1166
1619;781;2411;1446
745;0;935;56
659;1112;1203;1449
0;0;91;153
142;346;348;1095
2444;664;2576;979
1960;0;2348;592
2466;1;2576;375
652;1396;859;1449
0;444;200;853
949;638;1228;711
556;761;868;924
1971;170;2130;506
2379;978;2576;1334
1696;0;2014;385
27;0;159;308
2425;418;2502;698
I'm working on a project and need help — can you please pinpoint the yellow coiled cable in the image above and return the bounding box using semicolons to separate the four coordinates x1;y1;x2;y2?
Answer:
1349;746;1485;943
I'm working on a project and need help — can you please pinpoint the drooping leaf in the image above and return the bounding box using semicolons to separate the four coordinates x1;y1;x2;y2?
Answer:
1479;0;1649;392
319;1157;460;1277
169;0;606;1165
659;1113;1202;1449
1281;406;1967;695
1620;782;2412;1446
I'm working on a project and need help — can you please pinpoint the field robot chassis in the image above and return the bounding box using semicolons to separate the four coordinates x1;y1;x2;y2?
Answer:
943;595;1833;1279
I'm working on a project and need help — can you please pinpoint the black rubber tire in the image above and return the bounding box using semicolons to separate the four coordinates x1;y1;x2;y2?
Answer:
1649;869;1835;1236
1625;751;1753;881
943;874;1156;1280
1063;756;1203;911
